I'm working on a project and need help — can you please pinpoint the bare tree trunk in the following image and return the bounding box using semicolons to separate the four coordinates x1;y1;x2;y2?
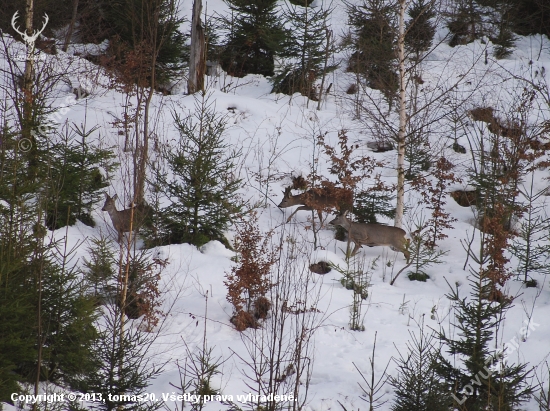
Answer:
32;208;47;411
33;250;43;411
136;86;153;205
62;0;79;52
395;0;407;229
22;0;34;143
188;0;205;94
316;28;331;111
136;0;163;205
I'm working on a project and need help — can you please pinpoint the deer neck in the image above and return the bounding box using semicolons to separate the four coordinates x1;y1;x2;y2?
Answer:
106;208;119;221
342;219;352;231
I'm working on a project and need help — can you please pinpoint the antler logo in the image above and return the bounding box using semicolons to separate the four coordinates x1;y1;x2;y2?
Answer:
11;11;49;51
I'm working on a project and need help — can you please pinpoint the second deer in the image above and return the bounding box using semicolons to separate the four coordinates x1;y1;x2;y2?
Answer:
278;186;352;224
102;193;150;243
329;211;410;262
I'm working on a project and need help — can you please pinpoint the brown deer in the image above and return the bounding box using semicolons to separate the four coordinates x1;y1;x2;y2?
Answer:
278;186;352;224
101;193;149;242
329;211;410;262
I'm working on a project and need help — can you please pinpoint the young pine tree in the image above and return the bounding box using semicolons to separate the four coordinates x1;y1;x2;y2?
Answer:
82;303;164;411
446;0;482;46
389;327;449;411
0;124;100;400
45;123;116;229
100;0;187;84
219;0;289;77
405;219;447;282
404;0;436;62
156;93;242;247
509;173;550;284
434;269;533;410
492;12;516;59
330;257;375;331
345;0;398;103
0;197;43;401
177;296;223;411
82;236;117;303
79;241;165;409
27;260;100;388
271;1;337;100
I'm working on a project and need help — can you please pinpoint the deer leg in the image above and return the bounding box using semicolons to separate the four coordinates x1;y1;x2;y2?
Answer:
350;242;362;256
285;209;299;223
317;210;323;226
286;206;308;223
401;239;410;263
403;249;410;263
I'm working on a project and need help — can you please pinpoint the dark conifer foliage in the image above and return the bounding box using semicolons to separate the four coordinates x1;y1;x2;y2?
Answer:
446;0;515;54
434;272;533;410
152;94;242;248
271;1;337;100
353;190;396;223
447;0;482;46
82;237;117;303
405;0;436;60
1;0;187;83
14;261;100;387
0;197;99;402
345;0;398;102
492;23;516;58
80;301;163;411
480;0;518;58
389;328;449;411
0;0;187;85
0;0;72;39
100;0;187;84
0;224;37;401
287;0;310;5
445;0;549;51
509;0;550;37
44;124;116;230
78;243;165;410
0;69;109;402
219;0;289;77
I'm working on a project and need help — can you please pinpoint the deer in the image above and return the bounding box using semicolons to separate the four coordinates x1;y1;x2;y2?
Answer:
101;193;149;243
329;211;410;262
278;186;352;225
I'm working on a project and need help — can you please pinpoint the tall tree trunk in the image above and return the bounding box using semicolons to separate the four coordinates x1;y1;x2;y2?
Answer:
136;86;154;205
23;0;34;109
188;0;205;94
135;0;161;205
33;210;45;410
395;0;406;229
22;0;34;148
18;0;49;177
317;28;331;111
62;0;79;52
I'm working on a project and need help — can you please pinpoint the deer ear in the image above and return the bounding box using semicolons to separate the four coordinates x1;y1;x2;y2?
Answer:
112;194;118;201
343;210;349;217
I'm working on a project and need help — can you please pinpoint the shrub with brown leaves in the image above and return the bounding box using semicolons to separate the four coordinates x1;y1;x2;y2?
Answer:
225;213;277;331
